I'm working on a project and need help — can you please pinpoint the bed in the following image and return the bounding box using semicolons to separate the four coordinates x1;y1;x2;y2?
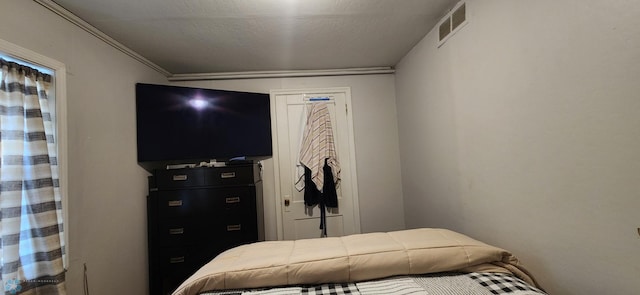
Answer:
172;228;547;295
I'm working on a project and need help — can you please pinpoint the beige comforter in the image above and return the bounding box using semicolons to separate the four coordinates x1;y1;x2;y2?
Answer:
172;228;541;295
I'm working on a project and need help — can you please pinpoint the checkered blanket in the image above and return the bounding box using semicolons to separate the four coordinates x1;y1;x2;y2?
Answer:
200;272;546;295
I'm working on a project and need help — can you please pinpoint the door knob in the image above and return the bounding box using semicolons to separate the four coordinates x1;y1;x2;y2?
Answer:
283;195;291;212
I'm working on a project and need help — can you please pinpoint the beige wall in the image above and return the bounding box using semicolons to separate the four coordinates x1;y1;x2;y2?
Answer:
395;1;640;294
174;75;406;239
0;1;167;294
1;1;406;294
13;0;635;294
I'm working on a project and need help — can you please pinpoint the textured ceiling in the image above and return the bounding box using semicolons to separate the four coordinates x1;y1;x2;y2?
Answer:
51;0;458;75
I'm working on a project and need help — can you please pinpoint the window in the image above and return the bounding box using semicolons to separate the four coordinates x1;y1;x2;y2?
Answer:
0;39;69;266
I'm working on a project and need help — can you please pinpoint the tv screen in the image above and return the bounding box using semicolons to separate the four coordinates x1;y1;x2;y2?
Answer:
136;83;272;170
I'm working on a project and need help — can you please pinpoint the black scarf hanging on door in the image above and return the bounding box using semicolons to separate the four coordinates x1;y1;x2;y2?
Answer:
303;158;338;237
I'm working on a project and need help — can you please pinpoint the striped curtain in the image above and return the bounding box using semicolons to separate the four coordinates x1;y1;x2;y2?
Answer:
0;59;66;294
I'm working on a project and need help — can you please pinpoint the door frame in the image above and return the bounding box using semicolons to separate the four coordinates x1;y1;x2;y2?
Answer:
270;87;361;240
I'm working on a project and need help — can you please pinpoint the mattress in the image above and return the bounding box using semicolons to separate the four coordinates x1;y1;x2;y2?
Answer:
172;228;544;295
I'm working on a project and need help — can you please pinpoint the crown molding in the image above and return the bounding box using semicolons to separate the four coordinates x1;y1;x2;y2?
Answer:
34;0;171;77
167;67;395;81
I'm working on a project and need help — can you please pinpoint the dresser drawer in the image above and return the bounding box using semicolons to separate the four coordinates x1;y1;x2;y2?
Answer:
214;212;258;246
157;246;218;294
158;187;255;218
157;189;213;217
205;165;255;186
157;218;202;246
154;169;204;189
218;228;258;249
212;187;255;211
159;246;213;270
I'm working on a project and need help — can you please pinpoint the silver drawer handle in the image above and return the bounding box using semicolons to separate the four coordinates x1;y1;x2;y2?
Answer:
225;197;241;204
227;224;242;231
169;228;184;235
172;174;188;181
169;256;185;264
168;200;183;207
220;172;236;179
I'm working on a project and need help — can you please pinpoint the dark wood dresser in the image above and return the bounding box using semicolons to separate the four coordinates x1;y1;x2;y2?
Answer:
147;163;263;295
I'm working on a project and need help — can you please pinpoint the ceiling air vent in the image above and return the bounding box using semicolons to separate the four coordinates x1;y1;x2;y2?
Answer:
437;2;468;47
452;3;466;30
439;17;452;42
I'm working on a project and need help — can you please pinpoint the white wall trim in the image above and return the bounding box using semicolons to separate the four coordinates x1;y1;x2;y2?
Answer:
33;0;171;77
168;67;395;81
0;37;69;268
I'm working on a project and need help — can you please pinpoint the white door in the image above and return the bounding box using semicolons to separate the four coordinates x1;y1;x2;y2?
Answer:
270;87;360;240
